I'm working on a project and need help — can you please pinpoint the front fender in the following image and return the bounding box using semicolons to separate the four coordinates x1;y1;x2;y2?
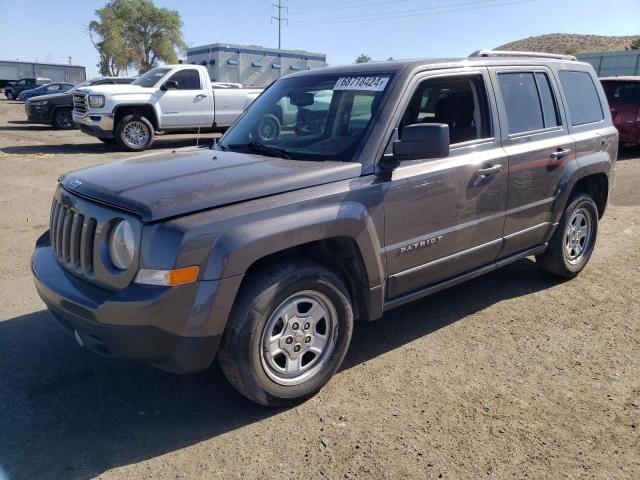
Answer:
203;201;385;290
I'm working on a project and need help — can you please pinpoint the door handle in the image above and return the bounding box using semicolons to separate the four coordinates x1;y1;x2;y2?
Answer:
475;164;503;177
196;93;207;98
550;148;571;160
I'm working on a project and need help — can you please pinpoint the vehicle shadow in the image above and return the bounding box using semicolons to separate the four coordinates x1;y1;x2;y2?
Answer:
0;137;218;156
0;120;52;131
0;258;560;480
617;145;640;161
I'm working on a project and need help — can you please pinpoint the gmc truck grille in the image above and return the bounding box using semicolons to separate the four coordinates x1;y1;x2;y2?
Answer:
50;198;97;276
73;93;89;115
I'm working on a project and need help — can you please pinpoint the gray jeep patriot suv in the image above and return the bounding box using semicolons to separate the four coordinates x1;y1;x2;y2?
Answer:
32;51;617;406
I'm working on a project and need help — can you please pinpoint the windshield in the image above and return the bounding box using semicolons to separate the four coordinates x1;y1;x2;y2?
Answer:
132;67;171;87
602;81;640;103
218;72;393;161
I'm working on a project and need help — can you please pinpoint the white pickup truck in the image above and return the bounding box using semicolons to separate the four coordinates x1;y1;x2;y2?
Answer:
72;65;262;150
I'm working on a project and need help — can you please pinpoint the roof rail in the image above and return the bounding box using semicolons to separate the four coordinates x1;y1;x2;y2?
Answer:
469;50;577;61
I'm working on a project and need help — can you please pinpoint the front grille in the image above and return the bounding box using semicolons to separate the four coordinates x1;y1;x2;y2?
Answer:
50;197;97;276
73;93;88;115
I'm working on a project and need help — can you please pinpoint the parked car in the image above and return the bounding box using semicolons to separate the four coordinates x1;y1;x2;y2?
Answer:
72;65;263;151
32;51;617;406
18;82;74;101
4;77;51;100
25;77;136;130
601;76;640;147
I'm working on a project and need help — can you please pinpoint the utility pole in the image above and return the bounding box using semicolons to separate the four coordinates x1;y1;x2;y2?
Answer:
271;0;288;50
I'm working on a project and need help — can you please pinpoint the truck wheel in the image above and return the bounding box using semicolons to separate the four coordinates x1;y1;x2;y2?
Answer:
536;192;599;278
255;114;280;142
5;90;15;100
219;260;354;407
52;108;74;130
115;114;154;151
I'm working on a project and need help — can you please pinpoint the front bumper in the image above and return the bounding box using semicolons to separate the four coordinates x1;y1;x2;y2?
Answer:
31;231;223;374
25;104;51;124
73;111;115;138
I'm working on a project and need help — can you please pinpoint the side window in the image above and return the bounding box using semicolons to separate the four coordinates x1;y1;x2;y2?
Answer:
47;84;61;92
399;75;492;144
167;69;201;90
558;71;603;126
534;73;560;128
498;72;544;134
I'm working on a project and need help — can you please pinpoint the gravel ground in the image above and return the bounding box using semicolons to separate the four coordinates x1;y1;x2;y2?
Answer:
0;100;639;480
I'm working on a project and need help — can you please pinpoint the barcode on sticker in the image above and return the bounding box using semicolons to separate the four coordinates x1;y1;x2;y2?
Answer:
334;76;389;91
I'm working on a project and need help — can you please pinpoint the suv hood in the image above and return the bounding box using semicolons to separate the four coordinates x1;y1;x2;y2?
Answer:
60;147;362;222
26;92;72;103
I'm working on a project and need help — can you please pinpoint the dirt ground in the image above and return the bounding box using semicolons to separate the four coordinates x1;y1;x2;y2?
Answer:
0;99;638;480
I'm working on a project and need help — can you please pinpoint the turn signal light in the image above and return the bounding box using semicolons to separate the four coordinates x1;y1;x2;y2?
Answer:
135;266;200;286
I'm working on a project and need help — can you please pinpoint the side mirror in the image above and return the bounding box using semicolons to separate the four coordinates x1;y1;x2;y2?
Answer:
392;123;450;161
161;80;178;90
290;91;314;107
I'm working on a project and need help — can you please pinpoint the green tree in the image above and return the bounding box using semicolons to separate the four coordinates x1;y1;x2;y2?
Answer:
354;54;372;64
626;38;640;50
89;0;187;75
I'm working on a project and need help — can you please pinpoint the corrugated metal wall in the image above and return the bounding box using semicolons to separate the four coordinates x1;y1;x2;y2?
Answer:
187;44;327;87
577;50;640;77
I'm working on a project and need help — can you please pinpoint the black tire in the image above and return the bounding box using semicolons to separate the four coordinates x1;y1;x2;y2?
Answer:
5;90;15;100
255;113;281;142
218;260;354;407
115;114;154;151
52;108;74;130
536;192;599;278
97;137;116;144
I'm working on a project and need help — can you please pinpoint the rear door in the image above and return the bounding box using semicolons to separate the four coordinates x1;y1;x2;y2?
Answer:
383;69;508;299
489;67;573;257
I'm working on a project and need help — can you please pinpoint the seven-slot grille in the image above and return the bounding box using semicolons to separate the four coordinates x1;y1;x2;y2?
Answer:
50;197;97;276
73;93;89;115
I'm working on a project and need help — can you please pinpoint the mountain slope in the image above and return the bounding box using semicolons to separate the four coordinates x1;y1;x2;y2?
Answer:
497;33;639;55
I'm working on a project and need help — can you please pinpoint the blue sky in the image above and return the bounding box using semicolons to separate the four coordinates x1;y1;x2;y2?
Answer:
0;0;638;78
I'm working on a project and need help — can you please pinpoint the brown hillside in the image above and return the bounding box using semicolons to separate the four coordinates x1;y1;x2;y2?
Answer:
497;33;639;55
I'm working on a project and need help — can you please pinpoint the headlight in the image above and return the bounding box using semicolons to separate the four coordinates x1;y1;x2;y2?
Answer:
88;94;105;108
109;220;135;270
31;100;48;107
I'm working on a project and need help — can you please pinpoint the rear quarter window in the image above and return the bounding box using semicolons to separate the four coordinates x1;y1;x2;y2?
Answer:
559;71;604;126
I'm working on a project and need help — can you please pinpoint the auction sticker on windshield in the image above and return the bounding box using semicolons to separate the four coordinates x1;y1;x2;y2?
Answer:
334;76;389;91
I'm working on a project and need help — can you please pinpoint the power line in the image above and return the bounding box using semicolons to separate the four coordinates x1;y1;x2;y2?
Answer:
271;0;288;49
290;0;532;26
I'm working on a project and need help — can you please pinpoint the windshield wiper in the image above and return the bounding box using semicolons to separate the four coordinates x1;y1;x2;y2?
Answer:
227;141;290;159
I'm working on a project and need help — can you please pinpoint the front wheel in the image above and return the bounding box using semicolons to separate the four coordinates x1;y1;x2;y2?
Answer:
536;192;599;278
115;114;154;151
218;260;354;407
5;90;15;100
52;108;74;129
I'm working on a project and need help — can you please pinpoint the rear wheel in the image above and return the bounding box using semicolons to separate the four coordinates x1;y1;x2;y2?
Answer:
255;114;280;142
52;108;74;130
218;260;354;407
536;192;598;278
115;114;154;151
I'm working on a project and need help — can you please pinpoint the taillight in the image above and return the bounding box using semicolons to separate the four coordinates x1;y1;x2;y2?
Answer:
636;106;640;124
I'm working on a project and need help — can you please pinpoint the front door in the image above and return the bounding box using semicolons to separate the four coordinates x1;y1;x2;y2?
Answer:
489;67;574;257
156;68;213;128
383;70;508;299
